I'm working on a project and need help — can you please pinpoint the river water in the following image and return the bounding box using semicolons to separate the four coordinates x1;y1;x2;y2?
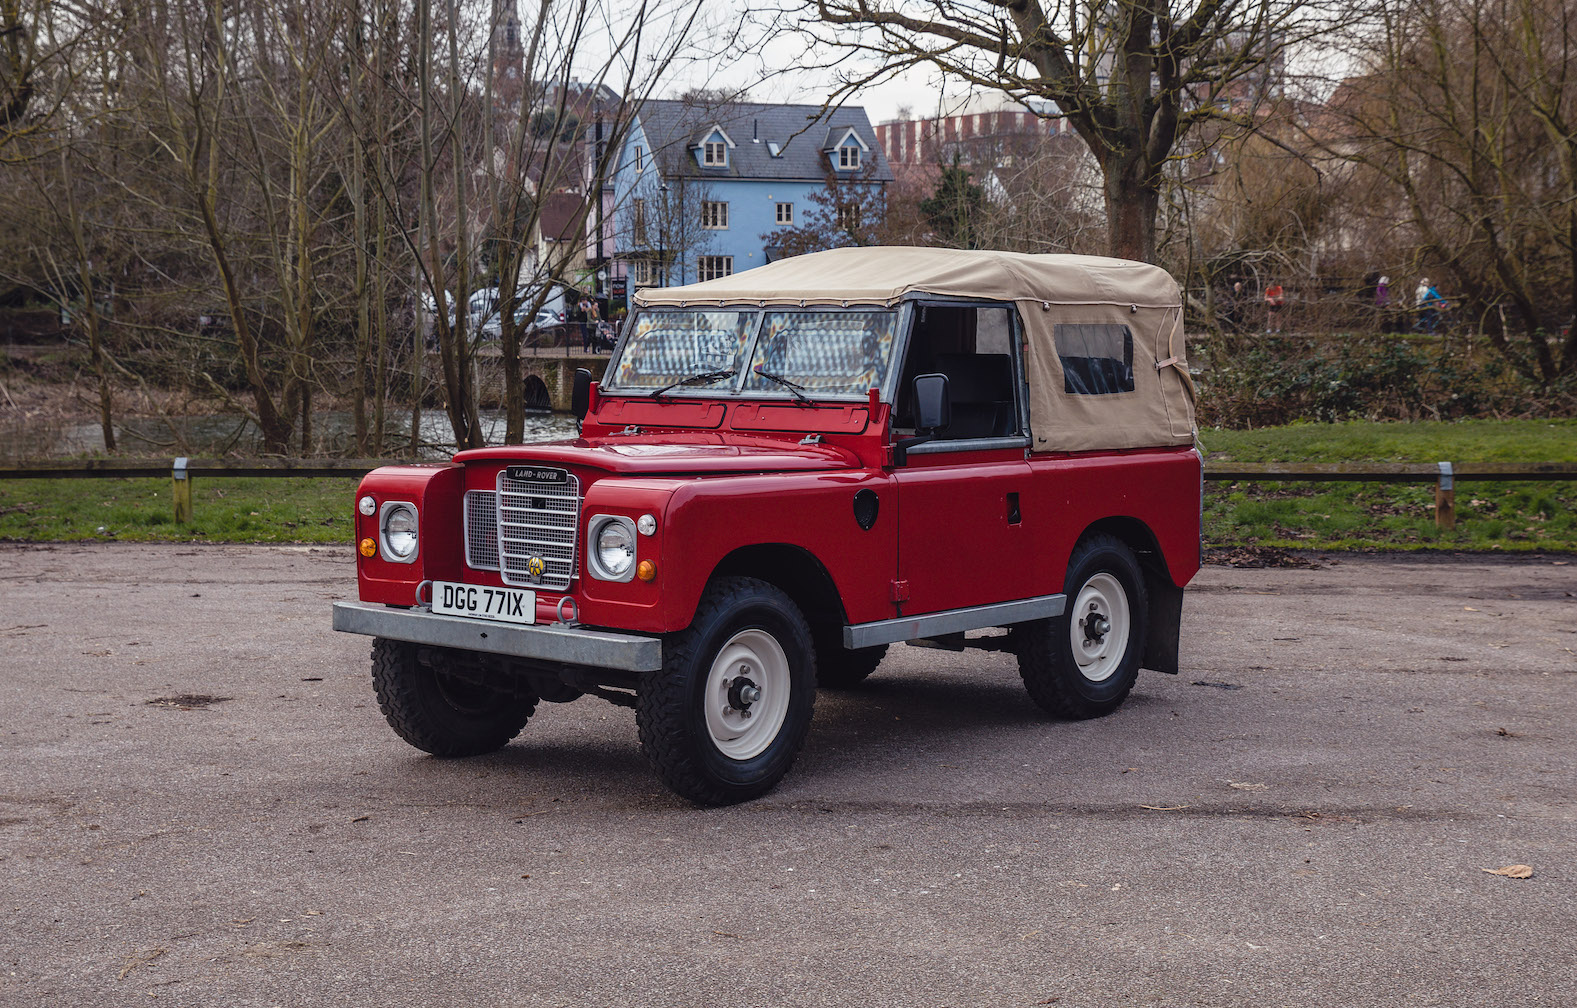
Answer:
6;409;581;461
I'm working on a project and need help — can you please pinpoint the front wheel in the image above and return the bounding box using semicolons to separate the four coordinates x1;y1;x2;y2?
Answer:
370;638;538;756
637;577;816;805
1013;533;1147;719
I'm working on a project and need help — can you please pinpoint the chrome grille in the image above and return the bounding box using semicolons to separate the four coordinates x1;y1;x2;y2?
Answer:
496;467;580;590
463;491;499;570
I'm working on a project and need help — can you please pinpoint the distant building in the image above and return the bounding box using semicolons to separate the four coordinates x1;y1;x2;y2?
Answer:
609;100;894;291
876;95;1078;170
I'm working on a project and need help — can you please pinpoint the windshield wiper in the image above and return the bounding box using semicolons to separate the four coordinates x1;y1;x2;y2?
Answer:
650;368;736;400
752;368;818;406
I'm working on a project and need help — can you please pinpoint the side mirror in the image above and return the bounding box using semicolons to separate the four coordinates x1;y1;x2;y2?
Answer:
894;372;950;465
570;367;593;421
912;372;950;433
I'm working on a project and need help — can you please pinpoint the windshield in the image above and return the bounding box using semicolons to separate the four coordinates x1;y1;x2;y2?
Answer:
605;311;757;390
605;308;898;398
741;310;897;396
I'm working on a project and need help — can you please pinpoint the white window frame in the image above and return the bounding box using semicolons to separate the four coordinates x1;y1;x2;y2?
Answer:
630;198;646;241
775;202;794;225
839;145;861;169
698;256;733;282
633;145;645;173
703;140;727;167
631;259;655;286
701;201;729;230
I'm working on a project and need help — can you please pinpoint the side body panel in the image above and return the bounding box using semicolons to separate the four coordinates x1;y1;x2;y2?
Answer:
1021;447;1203;589
894;450;1036;614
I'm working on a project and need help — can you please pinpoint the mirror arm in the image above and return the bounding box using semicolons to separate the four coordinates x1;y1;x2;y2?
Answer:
892;431;936;466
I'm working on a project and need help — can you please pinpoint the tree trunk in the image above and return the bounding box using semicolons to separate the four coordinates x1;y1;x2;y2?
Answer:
1101;151;1160;264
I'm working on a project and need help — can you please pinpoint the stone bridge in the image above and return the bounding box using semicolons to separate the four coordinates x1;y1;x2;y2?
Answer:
471;350;611;412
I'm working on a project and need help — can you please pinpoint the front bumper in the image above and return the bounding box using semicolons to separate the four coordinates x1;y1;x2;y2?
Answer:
331;601;664;672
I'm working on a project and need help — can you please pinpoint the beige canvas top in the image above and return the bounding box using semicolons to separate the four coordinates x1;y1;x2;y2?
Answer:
634;246;1195;452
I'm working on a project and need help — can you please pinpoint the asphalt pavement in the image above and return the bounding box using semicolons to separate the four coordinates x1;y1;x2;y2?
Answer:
1;543;1574;1007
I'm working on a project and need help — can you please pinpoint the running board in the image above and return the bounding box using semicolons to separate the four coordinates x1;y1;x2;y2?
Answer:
843;595;1066;650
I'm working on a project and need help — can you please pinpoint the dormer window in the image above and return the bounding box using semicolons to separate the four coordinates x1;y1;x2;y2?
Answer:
703;140;727;166
825;126;870;171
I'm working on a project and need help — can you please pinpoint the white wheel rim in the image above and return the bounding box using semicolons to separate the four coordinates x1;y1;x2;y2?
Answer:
703;629;792;761
1070;572;1130;683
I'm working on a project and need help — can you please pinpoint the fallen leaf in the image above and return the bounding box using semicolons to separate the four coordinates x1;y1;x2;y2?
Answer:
1482;865;1533;878
1139;804;1191;811
1464;607;1479;612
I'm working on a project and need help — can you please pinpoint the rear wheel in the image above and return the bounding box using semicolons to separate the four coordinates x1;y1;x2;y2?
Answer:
637;577;816;805
370;638;537;756
1014;533;1147;719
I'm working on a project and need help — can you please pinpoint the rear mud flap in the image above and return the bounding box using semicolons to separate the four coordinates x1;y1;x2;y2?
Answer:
1142;570;1183;674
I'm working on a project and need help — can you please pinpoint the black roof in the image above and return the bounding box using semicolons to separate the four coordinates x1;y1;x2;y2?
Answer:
634;99;894;184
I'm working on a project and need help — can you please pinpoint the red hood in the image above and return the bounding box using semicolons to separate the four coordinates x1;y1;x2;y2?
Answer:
452;433;860;475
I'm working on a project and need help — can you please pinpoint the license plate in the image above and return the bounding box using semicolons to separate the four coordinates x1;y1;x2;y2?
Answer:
431;581;535;625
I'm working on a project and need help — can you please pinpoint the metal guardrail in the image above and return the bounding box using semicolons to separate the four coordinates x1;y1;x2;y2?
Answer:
1;458;1574;529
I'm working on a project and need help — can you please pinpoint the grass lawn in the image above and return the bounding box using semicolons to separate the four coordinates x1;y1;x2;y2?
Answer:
1203;419;1577;552
0;476;358;544
1;419;1573;551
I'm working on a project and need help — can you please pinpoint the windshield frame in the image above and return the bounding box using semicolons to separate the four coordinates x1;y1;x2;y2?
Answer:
603;303;907;403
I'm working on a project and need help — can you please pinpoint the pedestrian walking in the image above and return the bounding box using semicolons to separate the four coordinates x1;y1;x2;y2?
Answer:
1264;282;1286;333
1413;278;1445;333
1219;281;1244;332
577;296;599;352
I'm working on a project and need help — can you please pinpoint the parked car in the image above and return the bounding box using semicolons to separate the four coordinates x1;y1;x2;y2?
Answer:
478;304;566;343
334;247;1202;805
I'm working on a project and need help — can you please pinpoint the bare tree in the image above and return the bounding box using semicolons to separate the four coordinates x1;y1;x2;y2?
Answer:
802;0;1344;262
1317;0;1577;380
765;163;889;256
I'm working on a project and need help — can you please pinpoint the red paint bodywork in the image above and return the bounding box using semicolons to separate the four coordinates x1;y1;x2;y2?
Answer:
353;391;1202;640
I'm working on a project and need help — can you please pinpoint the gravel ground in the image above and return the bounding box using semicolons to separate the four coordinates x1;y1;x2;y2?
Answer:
1;543;1574;1007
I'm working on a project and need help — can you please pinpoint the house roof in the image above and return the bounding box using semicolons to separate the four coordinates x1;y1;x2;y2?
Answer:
634;99;895;184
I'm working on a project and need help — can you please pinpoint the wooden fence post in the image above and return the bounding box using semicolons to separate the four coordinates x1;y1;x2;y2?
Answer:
172;457;193;524
1435;461;1455;530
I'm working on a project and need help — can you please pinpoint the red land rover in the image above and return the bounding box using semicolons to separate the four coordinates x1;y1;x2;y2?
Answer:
332;247;1202;805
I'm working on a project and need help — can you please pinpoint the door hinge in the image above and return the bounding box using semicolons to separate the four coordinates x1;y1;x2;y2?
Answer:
889;579;910;603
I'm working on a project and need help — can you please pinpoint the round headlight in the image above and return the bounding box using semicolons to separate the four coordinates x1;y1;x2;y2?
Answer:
595;519;635;577
358;495;376;516
381;503;419;560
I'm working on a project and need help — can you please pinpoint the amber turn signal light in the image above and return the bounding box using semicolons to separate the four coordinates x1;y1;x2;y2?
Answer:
636;560;656;582
359;537;377;557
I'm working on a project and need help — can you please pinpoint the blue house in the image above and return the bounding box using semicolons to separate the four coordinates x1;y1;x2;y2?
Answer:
609;100;894;295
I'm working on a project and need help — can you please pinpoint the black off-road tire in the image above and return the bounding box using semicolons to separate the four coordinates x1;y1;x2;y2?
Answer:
814;629;888;689
1013;533;1147;720
370;638;537;756
637;577;816;806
